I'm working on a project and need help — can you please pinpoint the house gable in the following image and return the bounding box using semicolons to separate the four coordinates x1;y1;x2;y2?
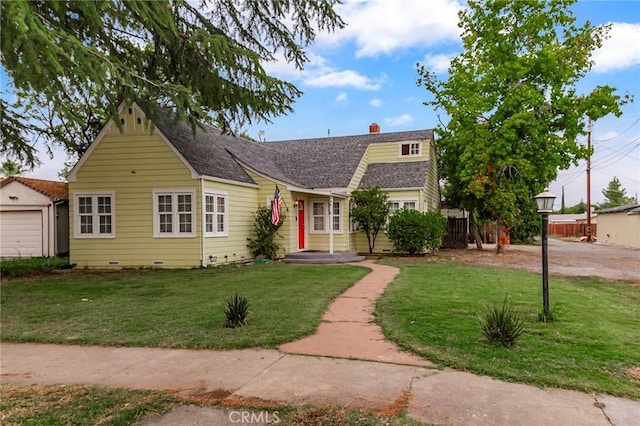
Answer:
68;103;198;183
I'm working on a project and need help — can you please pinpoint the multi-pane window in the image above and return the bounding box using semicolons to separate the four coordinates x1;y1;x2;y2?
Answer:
312;201;325;232
311;200;343;233
400;142;421;156
388;200;417;216
74;193;115;238
205;193;227;236
177;194;192;233
332;201;341;231
154;191;195;237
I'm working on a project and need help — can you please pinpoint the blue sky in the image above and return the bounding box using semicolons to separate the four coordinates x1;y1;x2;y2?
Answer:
6;0;640;206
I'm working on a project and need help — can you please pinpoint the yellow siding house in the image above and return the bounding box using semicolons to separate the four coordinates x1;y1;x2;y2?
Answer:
68;103;439;267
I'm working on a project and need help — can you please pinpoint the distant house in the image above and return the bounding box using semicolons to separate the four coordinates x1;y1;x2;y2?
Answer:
596;204;640;248
0;177;69;258
67;102;440;268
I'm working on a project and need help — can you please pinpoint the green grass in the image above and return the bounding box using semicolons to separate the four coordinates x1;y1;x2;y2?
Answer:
376;262;640;398
1;385;426;426
0;384;178;425
0;256;72;278
0;263;368;349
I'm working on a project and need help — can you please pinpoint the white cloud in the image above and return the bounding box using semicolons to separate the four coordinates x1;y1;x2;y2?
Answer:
420;53;456;74
370;98;382;107
592;22;640;73
305;70;386;90
318;0;464;57
262;52;385;91
335;92;348;103
385;114;414;127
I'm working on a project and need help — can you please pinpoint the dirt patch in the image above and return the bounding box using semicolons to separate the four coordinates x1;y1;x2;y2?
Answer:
624;367;640;381
387;240;640;284
374;390;411;417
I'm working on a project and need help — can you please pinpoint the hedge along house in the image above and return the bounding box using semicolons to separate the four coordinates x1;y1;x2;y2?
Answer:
67;102;439;268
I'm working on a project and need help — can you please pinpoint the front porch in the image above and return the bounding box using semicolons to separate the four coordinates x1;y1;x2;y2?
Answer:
283;251;366;264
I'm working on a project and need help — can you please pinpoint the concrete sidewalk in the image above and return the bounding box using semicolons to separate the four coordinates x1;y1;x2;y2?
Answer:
1;343;638;425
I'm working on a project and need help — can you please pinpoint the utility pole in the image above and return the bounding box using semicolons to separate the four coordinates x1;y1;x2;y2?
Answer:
586;118;593;242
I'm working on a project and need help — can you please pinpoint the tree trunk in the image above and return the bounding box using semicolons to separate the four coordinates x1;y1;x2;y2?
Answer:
496;220;509;254
470;212;483;250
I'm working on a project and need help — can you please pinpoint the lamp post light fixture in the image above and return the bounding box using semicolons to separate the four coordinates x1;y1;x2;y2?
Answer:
535;187;557;319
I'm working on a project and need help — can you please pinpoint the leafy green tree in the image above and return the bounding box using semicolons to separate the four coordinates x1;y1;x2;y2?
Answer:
350;186;389;255
1;0;344;167
598;177;636;209
565;200;587;214
387;209;447;254
0;159;24;177
247;206;284;260
418;0;630;254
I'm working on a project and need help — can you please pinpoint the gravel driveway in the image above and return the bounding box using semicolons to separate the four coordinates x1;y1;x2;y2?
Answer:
449;238;640;283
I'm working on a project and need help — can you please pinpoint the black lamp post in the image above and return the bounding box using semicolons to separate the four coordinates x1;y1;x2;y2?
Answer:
535;188;557;318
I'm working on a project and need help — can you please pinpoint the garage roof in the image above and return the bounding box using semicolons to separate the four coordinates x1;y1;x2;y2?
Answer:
0;177;68;202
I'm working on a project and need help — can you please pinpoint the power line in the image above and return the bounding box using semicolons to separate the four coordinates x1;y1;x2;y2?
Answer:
592;118;640;142
591;142;640;170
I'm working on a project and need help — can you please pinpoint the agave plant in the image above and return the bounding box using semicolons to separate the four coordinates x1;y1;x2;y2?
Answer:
477;295;525;348
224;292;250;328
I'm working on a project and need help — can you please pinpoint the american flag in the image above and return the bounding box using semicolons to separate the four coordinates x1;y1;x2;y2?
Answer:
271;185;284;225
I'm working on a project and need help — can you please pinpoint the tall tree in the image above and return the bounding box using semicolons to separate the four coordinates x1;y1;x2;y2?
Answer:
1;0;344;167
0;159;24;177
418;0;630;253
598;177;636;209
350;186;389;255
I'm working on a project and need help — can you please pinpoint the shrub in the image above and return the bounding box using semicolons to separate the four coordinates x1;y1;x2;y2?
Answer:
477;295;525;347
224;292;250;328
350;186;389;255
246;206;284;259
422;210;448;252
0;256;72;278
387;209;446;254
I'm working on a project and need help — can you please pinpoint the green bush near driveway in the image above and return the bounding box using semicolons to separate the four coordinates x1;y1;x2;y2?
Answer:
0;256;72;278
376;262;640;398
0;263;368;349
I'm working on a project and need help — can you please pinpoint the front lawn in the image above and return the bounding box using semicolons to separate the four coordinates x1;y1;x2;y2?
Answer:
0;263;368;349
376;262;640;398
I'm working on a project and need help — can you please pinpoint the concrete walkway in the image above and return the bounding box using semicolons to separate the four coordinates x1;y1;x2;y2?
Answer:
280;260;433;367
1;261;639;425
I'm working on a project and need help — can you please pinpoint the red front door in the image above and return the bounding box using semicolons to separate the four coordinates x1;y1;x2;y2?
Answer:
297;200;305;249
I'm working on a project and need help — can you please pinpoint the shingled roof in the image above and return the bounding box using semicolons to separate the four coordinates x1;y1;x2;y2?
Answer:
266;130;434;189
143;104;434;191
358;161;431;189
0;176;68;201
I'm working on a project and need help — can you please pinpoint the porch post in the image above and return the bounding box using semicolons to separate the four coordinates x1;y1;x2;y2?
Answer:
329;195;334;254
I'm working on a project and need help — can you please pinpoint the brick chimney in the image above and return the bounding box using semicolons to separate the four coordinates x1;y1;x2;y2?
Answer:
369;122;380;134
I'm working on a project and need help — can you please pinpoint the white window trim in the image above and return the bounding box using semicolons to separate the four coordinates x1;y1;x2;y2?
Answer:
153;189;196;238
388;198;419;213
204;191;228;237
386;198;419;230
73;192;116;238
398;141;422;157
310;199;343;234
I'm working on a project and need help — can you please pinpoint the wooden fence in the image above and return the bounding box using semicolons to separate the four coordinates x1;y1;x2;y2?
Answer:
443;217;469;249
548;223;596;238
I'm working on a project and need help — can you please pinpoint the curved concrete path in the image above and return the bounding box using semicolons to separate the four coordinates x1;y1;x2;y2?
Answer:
279;260;434;367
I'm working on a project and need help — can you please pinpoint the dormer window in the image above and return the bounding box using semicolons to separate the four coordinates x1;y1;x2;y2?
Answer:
400;142;421;157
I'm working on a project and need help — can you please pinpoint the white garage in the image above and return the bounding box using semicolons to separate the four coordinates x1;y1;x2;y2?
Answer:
0;210;44;257
0;177;69;259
